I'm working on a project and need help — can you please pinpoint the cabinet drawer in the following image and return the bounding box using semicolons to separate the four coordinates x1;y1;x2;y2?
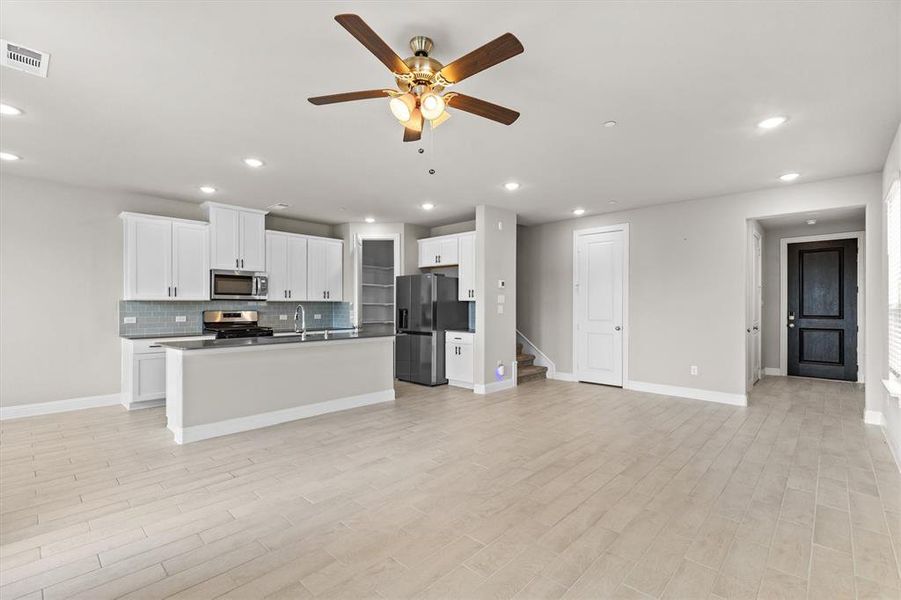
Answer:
446;331;473;345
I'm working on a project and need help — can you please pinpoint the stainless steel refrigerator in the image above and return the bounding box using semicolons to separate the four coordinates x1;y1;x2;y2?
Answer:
395;274;470;385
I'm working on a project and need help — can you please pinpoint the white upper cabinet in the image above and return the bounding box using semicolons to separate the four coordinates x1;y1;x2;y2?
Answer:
307;237;343;301
417;233;465;267
203;202;268;271
121;213;209;301
239;212;266;271
171;222;210;300
457;233;475;301
266;231;309;301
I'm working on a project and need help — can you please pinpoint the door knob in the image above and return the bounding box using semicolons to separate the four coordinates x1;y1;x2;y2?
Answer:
752;326;759;331
747;328;751;333
614;326;621;331
788;323;795;328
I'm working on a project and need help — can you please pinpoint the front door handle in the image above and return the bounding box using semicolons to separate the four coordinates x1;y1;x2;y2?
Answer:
788;323;795;328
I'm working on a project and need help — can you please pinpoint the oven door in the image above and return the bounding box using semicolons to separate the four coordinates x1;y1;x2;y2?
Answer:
210;270;267;300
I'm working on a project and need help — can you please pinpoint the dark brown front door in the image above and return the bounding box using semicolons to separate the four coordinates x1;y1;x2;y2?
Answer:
787;238;858;381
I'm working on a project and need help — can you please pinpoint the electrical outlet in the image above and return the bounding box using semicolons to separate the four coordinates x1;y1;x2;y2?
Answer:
690;365;699;376
123;317;136;324
498;279;505;288
314;314;322;319
497;304;504;314
175;316;186;323
279;315;288;321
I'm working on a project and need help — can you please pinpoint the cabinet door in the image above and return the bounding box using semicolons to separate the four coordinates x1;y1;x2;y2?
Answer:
287;236;308;301
209;206;240;269
307;238;328;300
438;237;459;266
457;343;473;383
458;233;475;300
171;222;209;300
418;239;440;267
239;211;266;271
266;233;289;300
134;353;166;401
445;343;463;381
324;241;343;301
125;217;172;300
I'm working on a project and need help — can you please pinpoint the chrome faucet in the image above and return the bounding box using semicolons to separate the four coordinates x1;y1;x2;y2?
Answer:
294;304;306;334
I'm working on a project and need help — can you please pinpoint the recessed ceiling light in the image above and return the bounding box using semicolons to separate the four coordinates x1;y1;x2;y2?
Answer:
267;203;290;210
779;172;800;182
0;103;22;116
608;200;618;205
365;217;375;223
806;218;817;225
199;185;216;194
602;120;617;128
504;181;520;191
0;152;21;161
243;157;264;168
758;116;788;129
573;208;586;216
421;202;435;210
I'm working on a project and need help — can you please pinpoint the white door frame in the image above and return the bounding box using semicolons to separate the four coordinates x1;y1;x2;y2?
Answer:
746;227;763;390
352;233;402;327
572;223;630;386
779;231;865;381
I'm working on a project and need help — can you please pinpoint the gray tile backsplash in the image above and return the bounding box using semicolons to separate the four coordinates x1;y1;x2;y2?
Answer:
119;300;352;337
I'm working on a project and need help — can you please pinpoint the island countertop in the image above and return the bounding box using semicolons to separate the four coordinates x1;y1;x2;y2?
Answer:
159;326;398;351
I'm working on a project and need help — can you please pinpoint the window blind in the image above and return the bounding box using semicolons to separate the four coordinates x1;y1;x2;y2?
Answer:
889;180;901;381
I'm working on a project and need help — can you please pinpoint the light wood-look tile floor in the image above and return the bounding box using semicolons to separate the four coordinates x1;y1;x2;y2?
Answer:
1;377;899;600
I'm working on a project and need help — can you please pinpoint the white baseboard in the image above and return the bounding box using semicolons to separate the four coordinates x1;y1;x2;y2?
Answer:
168;388;395;444
474;379;516;395
550;371;578;382
448;380;474;390
864;410;885;426
1;393;121;420
763;367;783;376
625;380;748;407
123;398;166;411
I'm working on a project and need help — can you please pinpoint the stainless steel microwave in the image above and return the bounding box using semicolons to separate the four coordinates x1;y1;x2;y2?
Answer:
210;270;268;300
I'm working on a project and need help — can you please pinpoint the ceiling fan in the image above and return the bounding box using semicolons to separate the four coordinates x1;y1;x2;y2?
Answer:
308;14;524;142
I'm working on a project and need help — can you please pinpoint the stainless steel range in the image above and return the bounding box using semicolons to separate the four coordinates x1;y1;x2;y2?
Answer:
202;310;273;339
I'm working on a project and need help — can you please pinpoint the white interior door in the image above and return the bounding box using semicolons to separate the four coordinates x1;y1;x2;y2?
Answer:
575;230;624;386
751;231;762;383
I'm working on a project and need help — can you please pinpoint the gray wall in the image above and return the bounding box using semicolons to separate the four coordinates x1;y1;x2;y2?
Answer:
0;174;334;407
430;219;476;237
760;217;866;370
474;206;517;387
517;172;883;397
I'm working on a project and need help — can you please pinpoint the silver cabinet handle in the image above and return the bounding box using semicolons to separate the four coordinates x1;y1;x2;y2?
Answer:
236;258;239;268
289;290;292;298
241;259;244;268
174;287;177;297
167;286;171;297
148;345;161;348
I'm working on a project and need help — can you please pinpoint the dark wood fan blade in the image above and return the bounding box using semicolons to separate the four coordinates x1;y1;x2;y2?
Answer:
335;14;410;74
445;94;520;125
438;33;523;84
403;109;423;142
308;90;392;105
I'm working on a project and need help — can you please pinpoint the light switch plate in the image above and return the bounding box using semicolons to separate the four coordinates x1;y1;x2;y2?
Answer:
123;317;136;324
175;316;186;323
279;315;288;321
314;314;322;319
497;294;505;304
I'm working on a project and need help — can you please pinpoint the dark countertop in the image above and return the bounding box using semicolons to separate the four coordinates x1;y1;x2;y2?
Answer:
122;327;358;341
159;326;398;351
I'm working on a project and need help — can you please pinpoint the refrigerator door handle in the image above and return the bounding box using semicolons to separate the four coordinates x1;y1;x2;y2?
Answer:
398;308;409;330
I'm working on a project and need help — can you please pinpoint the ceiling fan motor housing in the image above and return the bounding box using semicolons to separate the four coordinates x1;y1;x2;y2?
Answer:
396;36;445;92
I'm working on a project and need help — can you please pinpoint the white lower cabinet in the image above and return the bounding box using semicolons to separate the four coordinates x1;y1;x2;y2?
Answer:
445;331;474;389
121;336;214;409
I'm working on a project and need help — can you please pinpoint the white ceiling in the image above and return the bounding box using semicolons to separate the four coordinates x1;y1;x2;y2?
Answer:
757;205;866;231
1;1;898;226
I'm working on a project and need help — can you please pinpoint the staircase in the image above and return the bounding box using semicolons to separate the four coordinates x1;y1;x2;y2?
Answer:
517;342;547;384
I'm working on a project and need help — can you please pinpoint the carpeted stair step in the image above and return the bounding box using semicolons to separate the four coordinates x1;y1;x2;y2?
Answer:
516;353;535;367
517;364;548;384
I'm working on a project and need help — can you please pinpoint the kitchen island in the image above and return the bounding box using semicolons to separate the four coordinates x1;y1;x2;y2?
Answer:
161;328;396;444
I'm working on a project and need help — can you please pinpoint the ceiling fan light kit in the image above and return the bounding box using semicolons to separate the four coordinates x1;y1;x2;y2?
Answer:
308;14;523;142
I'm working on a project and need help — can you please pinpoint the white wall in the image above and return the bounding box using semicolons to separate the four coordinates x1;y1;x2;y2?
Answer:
518;172;882;399
0;174;333;408
474;206;517;390
877;123;900;464
760;217;866;370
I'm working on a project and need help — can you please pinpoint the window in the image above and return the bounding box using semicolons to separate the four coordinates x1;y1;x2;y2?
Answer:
889;179;901;382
